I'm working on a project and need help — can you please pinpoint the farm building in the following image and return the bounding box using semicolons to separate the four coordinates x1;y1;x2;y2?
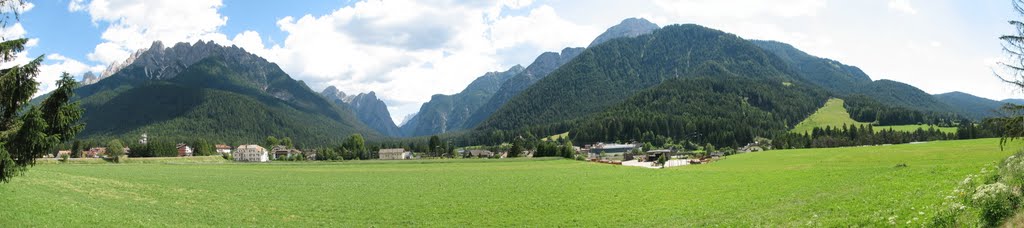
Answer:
587;143;638;158
86;147;106;158
176;143;193;157
379;148;412;160
271;145;304;159
56;150;71;158
234;145;269;162
215;144;232;154
645;149;676;161
468;150;494;158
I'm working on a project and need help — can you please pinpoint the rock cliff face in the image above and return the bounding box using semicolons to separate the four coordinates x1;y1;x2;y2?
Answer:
400;65;524;136
80;71;98;85
104;41;268;81
321;86;403;137
587;18;660;48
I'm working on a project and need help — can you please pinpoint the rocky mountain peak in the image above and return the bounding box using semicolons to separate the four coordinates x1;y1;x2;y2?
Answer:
101;40;270;81
588;17;659;47
79;71;99;85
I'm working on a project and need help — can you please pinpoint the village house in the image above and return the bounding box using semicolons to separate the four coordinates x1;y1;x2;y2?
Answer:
234;144;269;162
176;143;193;157
215;144;232;154
56;150;72;158
378;148;412;160
270;145;304;159
468;150;494;158
86;147;107;158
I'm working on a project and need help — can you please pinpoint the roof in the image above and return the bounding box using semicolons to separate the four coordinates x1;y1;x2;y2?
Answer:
379;148;407;154
237;144;266;150
469;150;493;155
215;144;231;149
597;143;637;149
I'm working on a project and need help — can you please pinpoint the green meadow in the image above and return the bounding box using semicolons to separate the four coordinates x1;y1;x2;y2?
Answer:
0;138;1015;226
791;98;956;135
791;98;868;134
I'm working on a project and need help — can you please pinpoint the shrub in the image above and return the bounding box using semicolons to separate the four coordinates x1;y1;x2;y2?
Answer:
929;202;968;227
971;182;1018;226
222;153;233;161
1000;153;1024;191
59;154;69;163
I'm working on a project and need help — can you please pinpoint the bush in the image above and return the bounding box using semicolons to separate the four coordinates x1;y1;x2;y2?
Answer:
59;154;69;163
972;182;1018;226
1000;153;1024;191
929;202;969;227
222;153;233;161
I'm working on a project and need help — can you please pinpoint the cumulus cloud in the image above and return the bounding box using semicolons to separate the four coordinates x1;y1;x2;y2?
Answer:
231;0;596;122
69;0;229;64
888;0;917;15
654;0;827;19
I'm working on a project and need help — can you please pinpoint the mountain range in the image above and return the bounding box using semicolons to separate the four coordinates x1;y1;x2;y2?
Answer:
53;17;1017;147
54;41;377;146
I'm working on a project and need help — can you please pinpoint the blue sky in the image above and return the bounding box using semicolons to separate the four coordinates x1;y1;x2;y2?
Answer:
11;0;1022;124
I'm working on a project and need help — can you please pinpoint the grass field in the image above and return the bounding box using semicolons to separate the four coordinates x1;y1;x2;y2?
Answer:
0;139;1015;226
791;98;957;135
791;98;868;134
874;124;958;134
542;132;570;141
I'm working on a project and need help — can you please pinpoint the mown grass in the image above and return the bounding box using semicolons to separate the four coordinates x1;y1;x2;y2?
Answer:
791;98;867;134
0;139;1015;226
542;132;570;141
874;124;958;134
791;98;957;135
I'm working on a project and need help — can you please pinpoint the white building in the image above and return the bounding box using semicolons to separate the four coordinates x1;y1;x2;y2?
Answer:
215;144;232;154
234;144;269;162
378;148;412;160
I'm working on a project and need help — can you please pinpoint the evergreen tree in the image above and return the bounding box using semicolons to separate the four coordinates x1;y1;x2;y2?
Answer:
0;9;85;183
994;0;1024;148
509;136;524;158
71;140;81;159
428;135;441;156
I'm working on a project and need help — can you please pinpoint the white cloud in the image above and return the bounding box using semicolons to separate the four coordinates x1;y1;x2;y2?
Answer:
29;53;104;97
232;0;596;123
888;0;917;15
69;0;229;65
654;0;827;19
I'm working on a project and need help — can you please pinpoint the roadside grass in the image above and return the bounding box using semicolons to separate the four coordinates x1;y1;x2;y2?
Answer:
0;139;1015;226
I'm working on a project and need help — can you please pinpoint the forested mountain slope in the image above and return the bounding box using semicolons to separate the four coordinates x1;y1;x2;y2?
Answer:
67;41;377;146
476;24;804;131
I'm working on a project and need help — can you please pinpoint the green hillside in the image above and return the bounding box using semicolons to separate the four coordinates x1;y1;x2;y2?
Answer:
1;139;1013;226
571;76;828;146
478;24;802;132
791;98;958;135
790;98;868;134
74;56;376;146
752;40;955;115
